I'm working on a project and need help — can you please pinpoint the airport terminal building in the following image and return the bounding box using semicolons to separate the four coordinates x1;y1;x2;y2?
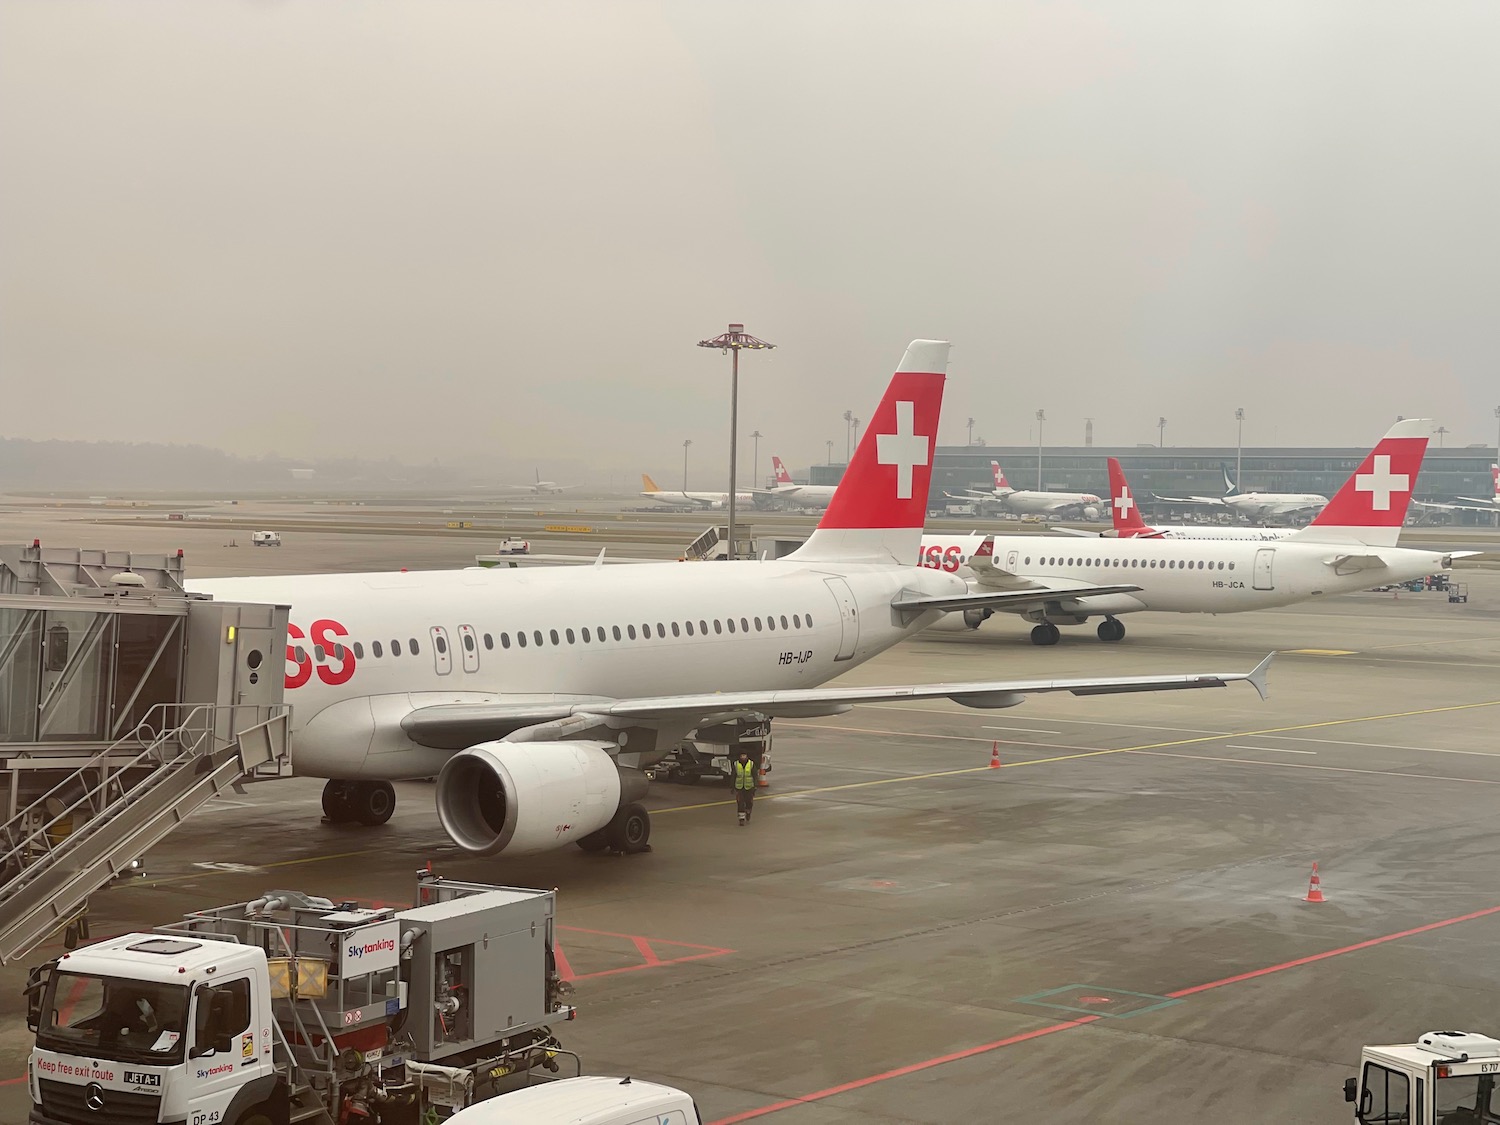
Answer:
802;444;1498;511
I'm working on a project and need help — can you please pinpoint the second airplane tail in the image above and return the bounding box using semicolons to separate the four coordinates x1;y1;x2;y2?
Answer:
790;340;948;563
1291;419;1430;547
641;473;661;493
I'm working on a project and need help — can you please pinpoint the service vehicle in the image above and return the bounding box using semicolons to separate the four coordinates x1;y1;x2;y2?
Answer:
491;538;530;555
250;531;282;547
1345;1030;1500;1123
447;1075;700;1124
648;721;772;787
24;871;577;1125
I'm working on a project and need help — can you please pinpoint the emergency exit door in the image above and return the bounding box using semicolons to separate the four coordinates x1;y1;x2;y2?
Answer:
824;577;859;661
1253;548;1275;591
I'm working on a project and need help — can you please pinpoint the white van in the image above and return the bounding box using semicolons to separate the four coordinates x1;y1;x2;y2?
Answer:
449;1076;700;1125
251;530;282;547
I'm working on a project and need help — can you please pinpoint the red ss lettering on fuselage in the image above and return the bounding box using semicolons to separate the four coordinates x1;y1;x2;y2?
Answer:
285;619;357;689
917;545;963;573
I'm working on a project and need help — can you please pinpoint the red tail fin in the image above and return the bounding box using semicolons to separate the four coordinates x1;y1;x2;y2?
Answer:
992;461;1009;490
772;456;794;485
790;341;948;562
1296;419;1429;546
1106;458;1153;537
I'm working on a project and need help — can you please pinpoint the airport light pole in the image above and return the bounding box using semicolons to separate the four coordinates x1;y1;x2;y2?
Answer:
1035;409;1045;489
1158;416;1167;448
682;439;693;490
750;430;762;488
842;410;854;461
1494;405;1499;460
1234;407;1245;490
1435;425;1449;448
697;323;775;562
826;439;833;465
966;416;976;446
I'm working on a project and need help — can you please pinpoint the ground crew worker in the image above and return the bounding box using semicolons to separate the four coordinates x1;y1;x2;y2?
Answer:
733;751;757;825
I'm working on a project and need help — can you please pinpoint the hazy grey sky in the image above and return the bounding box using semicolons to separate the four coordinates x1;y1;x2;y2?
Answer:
4;1;1498;484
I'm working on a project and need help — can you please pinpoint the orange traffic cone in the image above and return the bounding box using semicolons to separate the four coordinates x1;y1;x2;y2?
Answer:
1304;862;1325;903
989;742;1001;769
757;765;769;789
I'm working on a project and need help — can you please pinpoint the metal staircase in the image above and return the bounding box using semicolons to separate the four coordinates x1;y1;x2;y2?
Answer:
0;701;290;965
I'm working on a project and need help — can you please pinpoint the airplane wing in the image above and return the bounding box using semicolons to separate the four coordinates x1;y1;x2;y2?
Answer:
1419;498;1499;513
400;656;1273;748
1046;526;1104;538
890;584;1142;616
1153;494;1227;506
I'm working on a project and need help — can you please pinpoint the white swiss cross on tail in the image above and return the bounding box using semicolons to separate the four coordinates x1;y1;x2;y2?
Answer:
1106;456;1151;536
1354;454;1409;511
1300;418;1431;548
789;340;948;562
877;401;929;500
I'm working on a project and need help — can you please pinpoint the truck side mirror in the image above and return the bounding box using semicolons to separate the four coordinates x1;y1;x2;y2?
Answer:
22;961;56;1033
1344;1076;1357;1103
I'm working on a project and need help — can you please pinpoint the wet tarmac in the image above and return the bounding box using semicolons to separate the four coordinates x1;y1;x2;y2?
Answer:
3;504;1499;1122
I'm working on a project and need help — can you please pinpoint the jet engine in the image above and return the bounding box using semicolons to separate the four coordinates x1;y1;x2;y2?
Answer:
1082;505;1101;520
435;741;626;855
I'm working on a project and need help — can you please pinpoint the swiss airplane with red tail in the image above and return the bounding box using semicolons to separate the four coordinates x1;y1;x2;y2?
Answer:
1103;457;1298;541
947;419;1473;645
189;341;1268;858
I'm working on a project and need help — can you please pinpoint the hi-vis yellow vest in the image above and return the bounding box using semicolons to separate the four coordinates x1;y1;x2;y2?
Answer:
733;760;756;789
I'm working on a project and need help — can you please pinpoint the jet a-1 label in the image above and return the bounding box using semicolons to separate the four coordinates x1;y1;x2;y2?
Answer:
778;650;814;666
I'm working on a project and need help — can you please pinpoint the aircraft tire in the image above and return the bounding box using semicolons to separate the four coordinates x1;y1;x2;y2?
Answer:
576;830;610;853
1030;624;1060;646
321;781;357;823
606;803;652;854
1097;618;1126;643
351;781;396;827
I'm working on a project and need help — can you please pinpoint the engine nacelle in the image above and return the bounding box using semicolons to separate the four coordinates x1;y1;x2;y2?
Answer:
962;607;992;630
1082;505;1101;520
435;740;621;856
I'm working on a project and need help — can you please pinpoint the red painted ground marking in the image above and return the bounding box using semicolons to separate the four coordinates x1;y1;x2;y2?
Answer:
709;1017;1102;1124
707;902;1500;1124
0;1074;28;1086
632;936;662;965
1164;903;1500;998
552;943;574;983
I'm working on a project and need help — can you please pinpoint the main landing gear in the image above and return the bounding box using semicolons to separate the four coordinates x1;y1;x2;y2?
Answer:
576;802;652;855
1029;623;1061;646
1096;617;1126;643
321;780;397;826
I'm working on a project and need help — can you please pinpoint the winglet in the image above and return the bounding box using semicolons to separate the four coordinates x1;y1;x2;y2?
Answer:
1247;652;1275;701
594;547;608;569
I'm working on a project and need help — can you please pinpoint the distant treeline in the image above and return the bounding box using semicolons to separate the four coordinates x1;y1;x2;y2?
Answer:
0;436;473;492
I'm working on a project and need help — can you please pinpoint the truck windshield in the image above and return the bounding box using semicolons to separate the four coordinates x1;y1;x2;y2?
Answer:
1436;1073;1500;1123
36;973;189;1064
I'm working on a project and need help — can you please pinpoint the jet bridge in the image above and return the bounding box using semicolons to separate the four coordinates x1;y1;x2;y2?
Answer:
0;543;291;964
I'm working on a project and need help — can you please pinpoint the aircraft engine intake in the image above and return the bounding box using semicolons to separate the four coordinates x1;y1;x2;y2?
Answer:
435;740;621;855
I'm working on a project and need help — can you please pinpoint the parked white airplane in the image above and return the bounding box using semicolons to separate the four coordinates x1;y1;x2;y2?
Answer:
953;462;1104;519
1156;465;1327;523
923;419;1468;644
759;456;837;510
509;470;576;495
190;342;1267;858
638;473;755;510
1103;458;1297;541
1416;463;1500;516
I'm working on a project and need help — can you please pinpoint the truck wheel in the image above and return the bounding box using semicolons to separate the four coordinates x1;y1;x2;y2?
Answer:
606;803;651;854
576;830;609;853
351;781;396;826
235;1110;275;1125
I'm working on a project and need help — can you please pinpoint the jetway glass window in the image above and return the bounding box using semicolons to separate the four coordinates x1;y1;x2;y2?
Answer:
38;611;111;741
0;608;42;743
111;615;183;737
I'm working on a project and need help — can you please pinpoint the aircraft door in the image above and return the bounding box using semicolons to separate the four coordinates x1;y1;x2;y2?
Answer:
823;577;859;661
457;624;480;673
430;626;453;675
1006;550;1019;570
1253;548;1275;591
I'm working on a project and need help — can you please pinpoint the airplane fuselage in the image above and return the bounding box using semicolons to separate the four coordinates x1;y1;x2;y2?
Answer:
641;490;755;509
982;535;1450;618
189;560;958;780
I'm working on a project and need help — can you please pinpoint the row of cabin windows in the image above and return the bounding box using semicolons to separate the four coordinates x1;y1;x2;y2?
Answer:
492;611;814;651
298;612;816;662
1027;555;1236;571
